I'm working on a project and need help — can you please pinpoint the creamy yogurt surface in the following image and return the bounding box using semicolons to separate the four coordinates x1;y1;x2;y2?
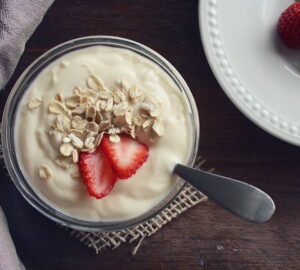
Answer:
14;46;192;221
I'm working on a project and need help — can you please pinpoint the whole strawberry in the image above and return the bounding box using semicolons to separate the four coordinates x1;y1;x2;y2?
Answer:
278;1;300;49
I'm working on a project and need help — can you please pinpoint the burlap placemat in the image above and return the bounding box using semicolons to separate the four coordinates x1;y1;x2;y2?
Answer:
0;133;212;254
68;156;213;254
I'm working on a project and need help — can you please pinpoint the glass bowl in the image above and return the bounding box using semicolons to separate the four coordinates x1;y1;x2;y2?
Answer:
1;36;199;232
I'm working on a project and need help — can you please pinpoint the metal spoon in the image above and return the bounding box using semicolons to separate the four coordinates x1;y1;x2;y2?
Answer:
174;164;275;223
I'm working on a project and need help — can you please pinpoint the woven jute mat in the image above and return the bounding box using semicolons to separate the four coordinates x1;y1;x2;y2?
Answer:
0;133;212;254
68;156;212;254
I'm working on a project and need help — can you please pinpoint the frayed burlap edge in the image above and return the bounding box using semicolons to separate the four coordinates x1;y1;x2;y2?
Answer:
68;156;213;255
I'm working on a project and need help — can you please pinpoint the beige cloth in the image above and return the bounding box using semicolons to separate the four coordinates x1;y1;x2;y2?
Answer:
0;0;54;89
0;208;25;270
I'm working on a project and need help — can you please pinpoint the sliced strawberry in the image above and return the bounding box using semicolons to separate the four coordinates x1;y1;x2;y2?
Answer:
101;134;149;179
78;146;117;199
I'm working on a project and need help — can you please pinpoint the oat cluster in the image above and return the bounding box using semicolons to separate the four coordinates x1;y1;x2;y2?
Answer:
27;74;164;172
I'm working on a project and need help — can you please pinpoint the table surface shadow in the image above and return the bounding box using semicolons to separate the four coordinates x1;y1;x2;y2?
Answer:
0;1;299;270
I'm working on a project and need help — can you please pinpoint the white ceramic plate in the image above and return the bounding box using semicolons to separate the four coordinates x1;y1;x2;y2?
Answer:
199;0;300;146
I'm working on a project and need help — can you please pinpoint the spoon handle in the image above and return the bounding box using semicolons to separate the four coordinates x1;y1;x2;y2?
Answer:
174;164;275;223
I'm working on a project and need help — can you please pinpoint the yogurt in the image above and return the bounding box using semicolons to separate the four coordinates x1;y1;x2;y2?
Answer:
14;46;192;221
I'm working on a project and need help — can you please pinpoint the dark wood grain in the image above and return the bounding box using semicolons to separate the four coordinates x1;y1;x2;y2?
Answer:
0;0;300;269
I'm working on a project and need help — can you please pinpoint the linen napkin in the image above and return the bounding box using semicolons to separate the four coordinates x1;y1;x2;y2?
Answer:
0;208;25;270
0;0;54;269
0;0;54;89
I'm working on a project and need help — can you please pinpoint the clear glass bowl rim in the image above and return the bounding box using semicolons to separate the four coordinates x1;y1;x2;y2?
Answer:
1;36;200;232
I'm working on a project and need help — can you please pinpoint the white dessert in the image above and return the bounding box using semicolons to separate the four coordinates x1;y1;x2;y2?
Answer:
14;46;192;221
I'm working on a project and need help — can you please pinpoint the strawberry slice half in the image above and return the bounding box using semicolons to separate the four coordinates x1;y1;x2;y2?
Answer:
78;146;117;199
100;134;149;179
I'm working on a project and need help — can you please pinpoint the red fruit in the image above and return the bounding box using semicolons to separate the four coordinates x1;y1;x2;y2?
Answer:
78;146;117;199
100;134;149;179
278;2;300;49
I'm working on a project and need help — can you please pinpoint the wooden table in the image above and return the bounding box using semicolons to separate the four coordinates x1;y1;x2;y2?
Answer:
0;1;299;269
